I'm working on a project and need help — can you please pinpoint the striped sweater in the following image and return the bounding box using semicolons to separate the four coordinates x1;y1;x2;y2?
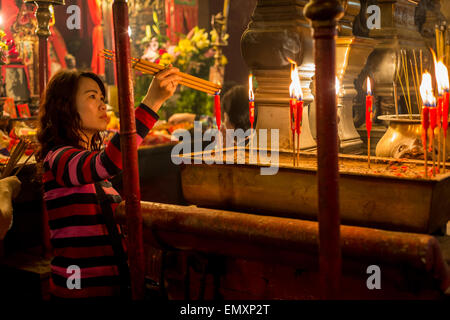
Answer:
42;103;158;299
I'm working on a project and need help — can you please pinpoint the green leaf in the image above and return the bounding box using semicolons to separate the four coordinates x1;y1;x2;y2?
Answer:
153;11;159;24
152;25;160;35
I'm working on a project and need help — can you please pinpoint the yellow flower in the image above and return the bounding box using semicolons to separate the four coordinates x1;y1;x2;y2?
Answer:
209;29;229;44
152;25;160;35
220;55;228;66
176;38;195;54
160;52;174;66
210;29;218;43
191;28;210;50
0;30;5;39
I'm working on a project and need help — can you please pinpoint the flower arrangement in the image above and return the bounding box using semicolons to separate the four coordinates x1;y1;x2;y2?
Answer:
134;12;228;117
0;30;8;65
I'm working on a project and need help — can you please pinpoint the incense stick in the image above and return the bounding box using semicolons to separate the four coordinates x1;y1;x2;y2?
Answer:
14;151;35;176
292;131;296;166
409;58;421;114
425;137;428;178
444;137;447;173
393;81;399;117
436;25;441;61
133;57;221;90
402;50;412;118
413;50;422;113
133;62;217;94
396;51;409;117
133;60;218;94
102;49;221;95
1;140;28;178
438;126;441;174
432;138;436;177
441;25;445;60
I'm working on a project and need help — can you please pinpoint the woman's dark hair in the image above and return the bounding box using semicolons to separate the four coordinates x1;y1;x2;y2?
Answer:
221;85;256;131
37;70;106;161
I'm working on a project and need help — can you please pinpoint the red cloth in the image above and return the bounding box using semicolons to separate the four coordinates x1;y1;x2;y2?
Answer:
165;0;198;43
1;0;19;39
48;26;68;77
87;0;104;75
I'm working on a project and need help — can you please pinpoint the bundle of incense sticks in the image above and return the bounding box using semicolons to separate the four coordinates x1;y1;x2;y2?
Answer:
1;140;30;178
102;49;221;95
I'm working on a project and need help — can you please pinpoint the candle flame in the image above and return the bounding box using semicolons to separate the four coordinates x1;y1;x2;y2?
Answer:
366;77;372;95
435;60;449;94
248;75;254;101
287;58;296;65
289;65;303;100
420;72;436;106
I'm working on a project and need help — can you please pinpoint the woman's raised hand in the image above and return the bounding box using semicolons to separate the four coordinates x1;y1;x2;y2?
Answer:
143;66;181;113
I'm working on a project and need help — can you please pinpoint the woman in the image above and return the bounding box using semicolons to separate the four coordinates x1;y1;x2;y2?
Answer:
37;67;180;300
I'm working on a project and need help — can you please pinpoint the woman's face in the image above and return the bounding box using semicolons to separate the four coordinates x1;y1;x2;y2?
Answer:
75;77;108;135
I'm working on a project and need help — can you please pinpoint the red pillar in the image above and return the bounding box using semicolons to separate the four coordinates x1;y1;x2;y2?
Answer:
26;0;65;258
38;37;48;97
304;0;344;299
112;0;145;300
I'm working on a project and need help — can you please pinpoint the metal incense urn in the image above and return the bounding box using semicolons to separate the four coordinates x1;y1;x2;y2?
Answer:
376;114;450;160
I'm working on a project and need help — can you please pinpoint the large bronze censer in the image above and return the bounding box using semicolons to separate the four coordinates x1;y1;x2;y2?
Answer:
376;115;450;160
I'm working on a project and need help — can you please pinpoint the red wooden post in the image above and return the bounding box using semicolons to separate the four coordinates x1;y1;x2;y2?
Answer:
25;0;65;258
304;0;344;299
112;0;145;300
38;38;48;97
25;0;64;96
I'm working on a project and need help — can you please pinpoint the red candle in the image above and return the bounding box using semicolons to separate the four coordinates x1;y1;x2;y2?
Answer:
430;106;437;132
443;91;449;136
249;101;255;129
420;72;436;176
290;98;297;132
296;100;303;135
437;96;443;129
434;61;450;136
248;75;255;129
366;78;373;139
422;106;430;148
214;92;221;129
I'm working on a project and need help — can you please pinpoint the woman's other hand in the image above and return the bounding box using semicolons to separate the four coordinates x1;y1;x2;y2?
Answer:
143;66;181;113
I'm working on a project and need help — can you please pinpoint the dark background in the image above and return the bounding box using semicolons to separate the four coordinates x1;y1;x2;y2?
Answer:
52;0;257;87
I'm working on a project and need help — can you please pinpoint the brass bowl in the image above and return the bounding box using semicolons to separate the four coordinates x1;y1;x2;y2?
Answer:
375;114;450;160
